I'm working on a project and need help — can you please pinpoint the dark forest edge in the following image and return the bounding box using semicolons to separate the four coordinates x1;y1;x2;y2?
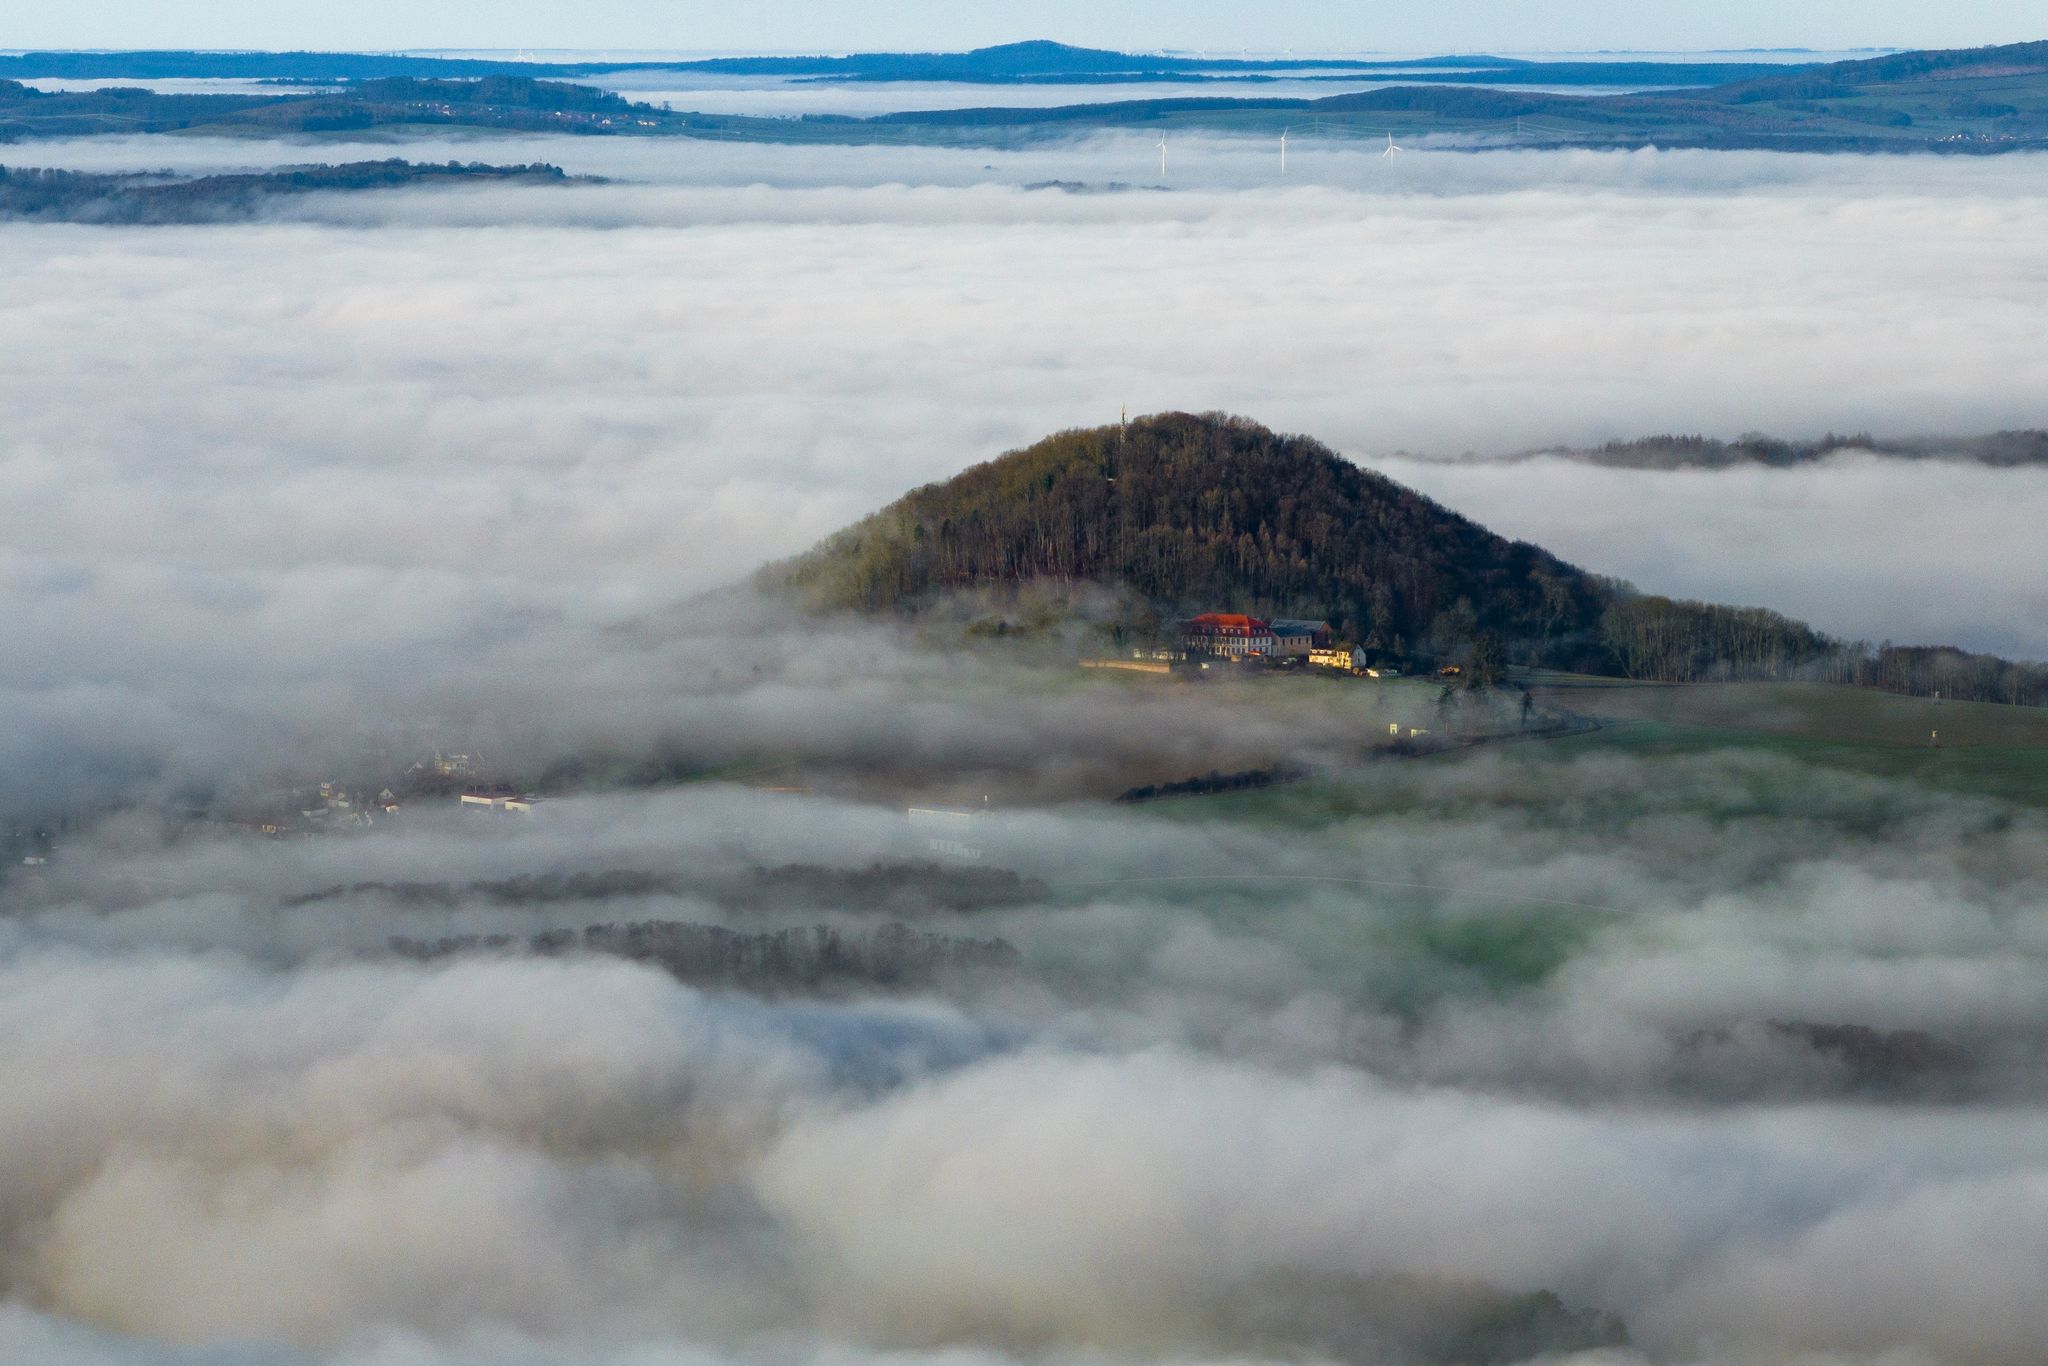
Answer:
292;861;1048;914
0;159;579;223
390;919;1022;995
1503;428;2048;469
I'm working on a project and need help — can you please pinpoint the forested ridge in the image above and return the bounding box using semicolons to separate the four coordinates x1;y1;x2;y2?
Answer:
1549;428;2048;470
0;159;572;223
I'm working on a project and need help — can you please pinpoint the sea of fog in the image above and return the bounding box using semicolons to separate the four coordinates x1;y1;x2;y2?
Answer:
6;134;2048;662
6;695;2048;1366
4;131;2048;1365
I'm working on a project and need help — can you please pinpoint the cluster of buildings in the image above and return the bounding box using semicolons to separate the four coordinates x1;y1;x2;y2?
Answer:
252;781;404;834
1178;613;1402;677
1181;613;1322;659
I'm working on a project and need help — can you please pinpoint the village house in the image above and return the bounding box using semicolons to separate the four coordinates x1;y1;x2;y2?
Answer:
1268;619;1330;658
1310;644;1370;672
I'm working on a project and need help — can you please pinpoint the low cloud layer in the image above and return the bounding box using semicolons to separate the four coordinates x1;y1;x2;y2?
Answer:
5;134;2047;1364
4;741;2048;1365
6;139;2048;672
1377;453;2048;658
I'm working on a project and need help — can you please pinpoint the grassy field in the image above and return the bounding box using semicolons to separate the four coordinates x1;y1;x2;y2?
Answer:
1140;676;2048;823
1547;718;2048;809
1526;676;2048;749
1517;678;2048;807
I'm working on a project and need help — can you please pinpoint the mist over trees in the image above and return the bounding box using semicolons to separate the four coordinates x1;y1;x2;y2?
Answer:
292;861;1047;915
1550;428;2048;470
391;919;1021;994
0;160;571;224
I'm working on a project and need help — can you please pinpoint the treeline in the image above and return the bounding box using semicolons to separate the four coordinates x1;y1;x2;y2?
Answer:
2;76;680;142
1865;645;2048;708
1560;429;2048;470
294;860;1045;914
1601;596;1837;683
392;920;1020;993
0;160;571;223
1601;594;2048;705
213;76;670;136
0;78;272;139
1117;764;1306;803
772;413;1614;668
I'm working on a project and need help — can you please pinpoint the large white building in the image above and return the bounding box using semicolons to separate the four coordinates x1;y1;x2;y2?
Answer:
1182;613;1278;657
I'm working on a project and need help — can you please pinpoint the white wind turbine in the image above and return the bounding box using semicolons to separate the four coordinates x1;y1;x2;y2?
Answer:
1280;127;1289;174
1383;131;1404;158
1157;135;1168;177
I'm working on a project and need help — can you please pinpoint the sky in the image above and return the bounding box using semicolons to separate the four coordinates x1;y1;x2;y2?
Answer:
6;0;2045;55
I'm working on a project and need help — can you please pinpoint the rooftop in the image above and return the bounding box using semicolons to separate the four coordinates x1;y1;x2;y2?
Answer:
1186;613;1270;633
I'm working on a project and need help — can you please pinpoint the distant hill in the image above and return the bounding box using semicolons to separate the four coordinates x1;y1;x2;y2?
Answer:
0;41;1785;86
1526;428;2048;470
0;74;677;140
8;41;2048;151
0;160;573;224
765;412;1612;664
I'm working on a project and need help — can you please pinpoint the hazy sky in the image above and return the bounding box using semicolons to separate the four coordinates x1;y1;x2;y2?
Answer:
8;0;2044;55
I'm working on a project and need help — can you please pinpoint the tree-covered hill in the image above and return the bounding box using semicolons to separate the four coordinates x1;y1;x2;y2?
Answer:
765;412;1612;664
0;160;574;224
761;412;2048;703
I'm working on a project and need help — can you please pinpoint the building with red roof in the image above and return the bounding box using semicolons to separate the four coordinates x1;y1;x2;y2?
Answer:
1182;613;1278;658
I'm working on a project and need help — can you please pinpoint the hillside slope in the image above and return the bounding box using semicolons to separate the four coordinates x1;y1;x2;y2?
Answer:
766;413;1610;661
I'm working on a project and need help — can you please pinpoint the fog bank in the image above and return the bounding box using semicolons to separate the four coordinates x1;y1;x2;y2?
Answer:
6;134;2047;1364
